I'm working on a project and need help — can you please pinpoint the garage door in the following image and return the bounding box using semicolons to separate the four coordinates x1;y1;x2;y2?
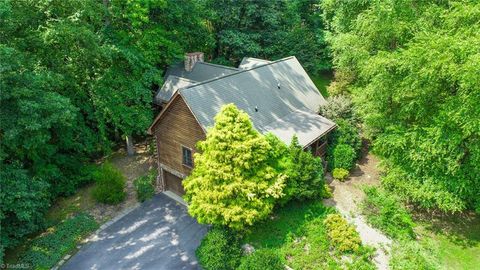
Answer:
164;170;185;196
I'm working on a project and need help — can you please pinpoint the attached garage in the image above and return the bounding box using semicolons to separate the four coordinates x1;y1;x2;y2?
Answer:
164;170;185;196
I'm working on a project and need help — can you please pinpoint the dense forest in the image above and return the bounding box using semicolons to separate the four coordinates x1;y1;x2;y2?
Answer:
0;0;330;260
1;0;479;263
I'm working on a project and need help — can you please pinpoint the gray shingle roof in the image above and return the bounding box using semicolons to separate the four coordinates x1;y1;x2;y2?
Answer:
164;61;239;82
261;110;335;147
179;56;333;146
155;76;197;104
238;57;272;70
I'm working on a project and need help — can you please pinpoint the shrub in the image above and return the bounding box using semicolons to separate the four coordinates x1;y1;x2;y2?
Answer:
390;240;439;270
282;136;326;202
196;227;243;270
92;163;126;204
238;249;284;270
361;187;415;240
332;144;356;170
323;214;361;253
322;184;333;198
333;168;349;181
134;170;156;202
21;214;98;269
330;119;362;154
319;94;357;123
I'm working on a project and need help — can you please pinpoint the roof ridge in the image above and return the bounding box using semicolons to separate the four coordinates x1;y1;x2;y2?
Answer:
179;56;297;94
166;75;198;83
194;61;240;71
241;57;272;63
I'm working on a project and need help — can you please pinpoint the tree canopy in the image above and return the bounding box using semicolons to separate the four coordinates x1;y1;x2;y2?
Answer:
322;0;480;212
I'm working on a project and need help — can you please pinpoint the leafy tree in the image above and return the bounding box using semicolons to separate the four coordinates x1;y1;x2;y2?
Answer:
205;0;331;72
183;104;286;230
322;0;480;211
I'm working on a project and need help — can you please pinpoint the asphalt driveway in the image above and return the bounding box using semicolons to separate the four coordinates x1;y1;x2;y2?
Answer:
62;193;207;270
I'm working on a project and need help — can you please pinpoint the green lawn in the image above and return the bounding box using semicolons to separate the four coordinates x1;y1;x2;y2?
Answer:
416;212;480;270
310;72;333;98
244;200;375;270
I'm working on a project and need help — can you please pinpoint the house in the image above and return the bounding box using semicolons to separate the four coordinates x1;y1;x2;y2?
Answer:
148;52;336;196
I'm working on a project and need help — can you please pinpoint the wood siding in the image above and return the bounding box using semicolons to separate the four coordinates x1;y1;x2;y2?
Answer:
153;95;206;176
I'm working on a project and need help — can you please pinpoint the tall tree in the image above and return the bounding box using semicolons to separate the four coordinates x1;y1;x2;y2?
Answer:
322;0;480;212
183;104;285;230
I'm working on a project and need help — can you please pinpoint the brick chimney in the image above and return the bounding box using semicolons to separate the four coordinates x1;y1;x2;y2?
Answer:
184;52;204;72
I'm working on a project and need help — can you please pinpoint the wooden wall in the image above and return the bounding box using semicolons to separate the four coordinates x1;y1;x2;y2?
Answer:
153;95;206;176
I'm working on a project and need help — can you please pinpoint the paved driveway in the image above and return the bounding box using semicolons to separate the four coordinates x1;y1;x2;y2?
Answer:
62;193;207;270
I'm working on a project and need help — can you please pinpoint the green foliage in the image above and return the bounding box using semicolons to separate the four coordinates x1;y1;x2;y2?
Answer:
21;214;98;269
390;240;439;270
332;144;356;170
332;168;349;181
238;249;284;270
196;227;242;270
184;104;285;230
322;0;480;212
244;200;375;269
319;95;357;123
362;187;415;240
324;214;362;253
283;136;326;202
329;119;362;154
0;165;50;260
206;0;331;72
92;163;126;205
133;170;156;202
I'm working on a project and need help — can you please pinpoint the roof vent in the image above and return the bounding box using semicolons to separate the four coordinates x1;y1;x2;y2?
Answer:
255;106;258;112
277;82;281;89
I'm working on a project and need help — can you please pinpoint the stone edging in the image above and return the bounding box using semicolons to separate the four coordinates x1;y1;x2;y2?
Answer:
51;203;141;270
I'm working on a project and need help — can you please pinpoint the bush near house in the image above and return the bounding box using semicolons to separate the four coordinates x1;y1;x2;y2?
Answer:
238;249;284;270
92;163;126;205
134;170;156;202
196;227;243;270
332;168;349;181
324;214;362;253
270;135;326;203
331;144;356;170
361;187;415;240
21;214;98;269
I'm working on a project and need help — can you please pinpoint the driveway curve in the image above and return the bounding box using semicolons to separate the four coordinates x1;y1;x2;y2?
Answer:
62;193;207;270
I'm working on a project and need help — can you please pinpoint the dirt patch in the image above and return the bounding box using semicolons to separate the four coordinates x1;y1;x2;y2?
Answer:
324;152;391;270
88;141;156;222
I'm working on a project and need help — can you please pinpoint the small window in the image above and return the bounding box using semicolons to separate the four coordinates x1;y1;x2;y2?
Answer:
182;146;193;167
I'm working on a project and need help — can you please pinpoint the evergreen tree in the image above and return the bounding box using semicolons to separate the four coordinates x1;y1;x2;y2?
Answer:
183;104;285;230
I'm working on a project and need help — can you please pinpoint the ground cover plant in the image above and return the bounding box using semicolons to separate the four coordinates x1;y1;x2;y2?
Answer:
361;187;415;240
196;227;242;270
20;214;98;269
243;200;375;270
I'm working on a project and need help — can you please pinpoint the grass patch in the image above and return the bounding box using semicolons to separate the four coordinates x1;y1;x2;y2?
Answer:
416;212;480;270
361;186;480;269
21;214;98;269
244;200;375;269
310;72;332;98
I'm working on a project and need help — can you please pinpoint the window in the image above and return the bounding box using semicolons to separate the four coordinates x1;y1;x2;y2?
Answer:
182;146;193;167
